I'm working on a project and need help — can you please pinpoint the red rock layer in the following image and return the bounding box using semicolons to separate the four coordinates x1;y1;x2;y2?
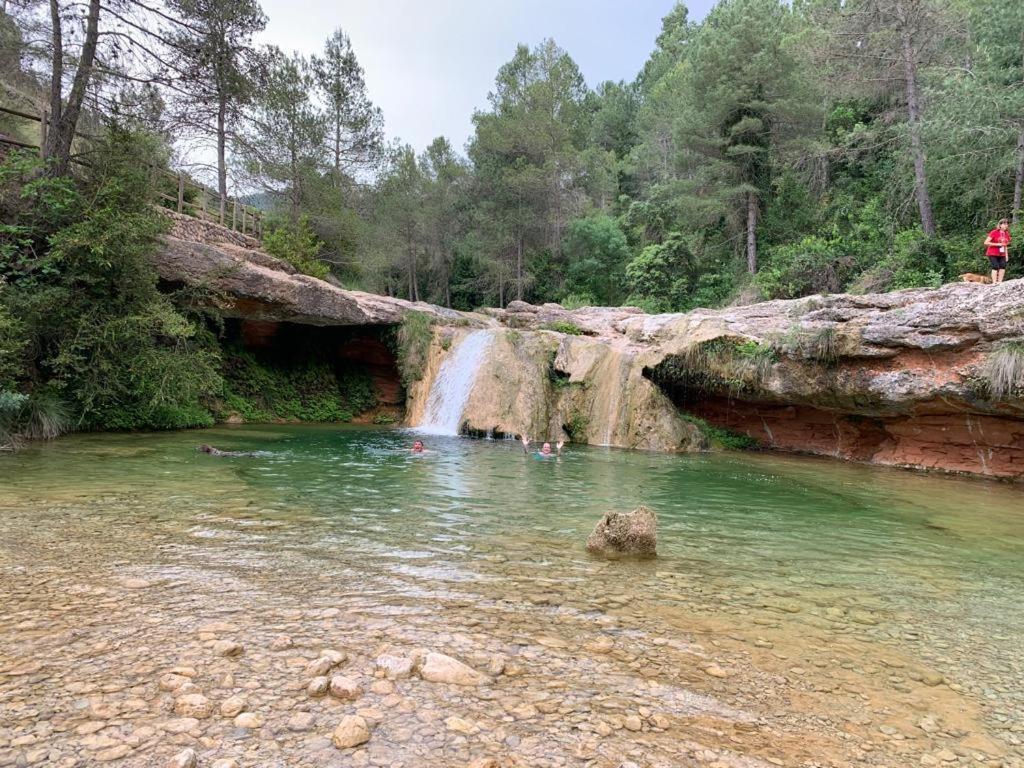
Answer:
693;398;1024;479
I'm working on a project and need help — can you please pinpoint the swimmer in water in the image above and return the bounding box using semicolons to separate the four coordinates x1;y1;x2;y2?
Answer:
197;444;262;458
520;434;565;457
411;440;426;453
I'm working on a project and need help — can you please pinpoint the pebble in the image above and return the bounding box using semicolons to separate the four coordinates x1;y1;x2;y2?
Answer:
307;675;330;696
167;748;197;768
212;640;243;657
287;711;316;731
418;652;486;685
332;715;371;749
328;674;362;700
220;695;245;717
233;712;263;729
174;693;212;718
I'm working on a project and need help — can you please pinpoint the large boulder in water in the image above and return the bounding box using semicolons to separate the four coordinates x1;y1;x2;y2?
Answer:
586;506;658;557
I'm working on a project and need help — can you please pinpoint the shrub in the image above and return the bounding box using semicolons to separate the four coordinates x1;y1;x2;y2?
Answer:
564;409;589;441
679;413;759;450
653;337;777;398
1;130;224;434
219;345;376;423
560;292;595;310
984;341;1024;399
393;312;434;386
561;214;630;305
625;234;693;311
542;320;585;336
0;389;70;448
757;236;861;300
263;216;330;279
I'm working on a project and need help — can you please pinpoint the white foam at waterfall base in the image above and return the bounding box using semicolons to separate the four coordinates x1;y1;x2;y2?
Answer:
416;330;494;436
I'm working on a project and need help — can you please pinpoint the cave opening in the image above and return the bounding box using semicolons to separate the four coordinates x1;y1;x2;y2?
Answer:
218;319;404;423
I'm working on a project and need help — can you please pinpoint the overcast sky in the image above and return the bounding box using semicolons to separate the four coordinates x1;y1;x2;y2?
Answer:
258;0;715;154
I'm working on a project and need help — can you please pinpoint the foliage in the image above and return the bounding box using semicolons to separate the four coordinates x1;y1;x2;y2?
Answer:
393;311;434;386
219;345;375;422
679;412;760;450
263;216;329;278
560;293;595;310
541;320;585;336
563;409;589;441
561;214;631;305
984;342;1024;400
0;133;224;434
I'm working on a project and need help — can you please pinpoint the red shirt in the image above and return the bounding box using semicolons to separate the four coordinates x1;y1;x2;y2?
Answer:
986;229;1010;256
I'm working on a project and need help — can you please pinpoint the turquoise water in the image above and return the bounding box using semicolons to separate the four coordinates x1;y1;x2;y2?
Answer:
1;425;1022;766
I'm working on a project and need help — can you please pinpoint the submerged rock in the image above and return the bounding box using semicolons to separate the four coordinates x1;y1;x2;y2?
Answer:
586;506;658;557
417;652;486;686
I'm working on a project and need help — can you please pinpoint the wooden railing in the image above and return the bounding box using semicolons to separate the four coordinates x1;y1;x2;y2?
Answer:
0;104;263;240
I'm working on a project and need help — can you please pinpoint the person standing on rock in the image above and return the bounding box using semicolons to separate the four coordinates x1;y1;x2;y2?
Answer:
984;219;1011;284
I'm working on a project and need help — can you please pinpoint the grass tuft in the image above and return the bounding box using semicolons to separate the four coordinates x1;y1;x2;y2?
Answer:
984;341;1024;399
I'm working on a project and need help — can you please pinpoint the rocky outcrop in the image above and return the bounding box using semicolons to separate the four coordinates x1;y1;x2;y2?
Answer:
153;235;482;327
586;507;658;557
405;327;705;452
483;284;1024;480
151;225;1024;479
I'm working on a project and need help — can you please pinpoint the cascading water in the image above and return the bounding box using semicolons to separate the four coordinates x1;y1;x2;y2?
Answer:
416;330;494;435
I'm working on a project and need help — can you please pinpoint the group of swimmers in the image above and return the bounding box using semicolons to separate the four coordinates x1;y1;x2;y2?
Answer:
200;434;568;460
411;434;565;458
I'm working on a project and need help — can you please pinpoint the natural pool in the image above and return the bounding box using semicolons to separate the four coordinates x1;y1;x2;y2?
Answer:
0;425;1022;768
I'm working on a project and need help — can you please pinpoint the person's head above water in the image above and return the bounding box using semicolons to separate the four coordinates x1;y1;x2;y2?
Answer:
411;440;424;453
540;442;553;455
198;444;213;453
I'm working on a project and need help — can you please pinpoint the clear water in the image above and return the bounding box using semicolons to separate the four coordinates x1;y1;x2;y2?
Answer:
417;330;494;435
1;425;1022;767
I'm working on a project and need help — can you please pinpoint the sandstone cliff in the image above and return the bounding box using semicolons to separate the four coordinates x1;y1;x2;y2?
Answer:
152;229;1024;480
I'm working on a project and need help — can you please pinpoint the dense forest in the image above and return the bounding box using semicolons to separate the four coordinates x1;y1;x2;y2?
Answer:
1;0;1022;440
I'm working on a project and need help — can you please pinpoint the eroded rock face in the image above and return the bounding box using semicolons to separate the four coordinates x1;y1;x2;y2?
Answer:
480;285;1024;480
153;222;1024;478
153;235;483;328
586;507;658;557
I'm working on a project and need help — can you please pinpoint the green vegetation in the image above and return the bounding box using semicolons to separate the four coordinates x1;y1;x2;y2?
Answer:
773;325;842;366
649;338;777;401
263;217;330;279
984;342;1024;399
392;312;434;386
219;346;375;422
542;321;585;336
680;413;760;451
563;409;589;442
1;135;224;438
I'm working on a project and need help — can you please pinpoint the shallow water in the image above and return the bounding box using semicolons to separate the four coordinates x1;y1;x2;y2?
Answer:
1;425;1022;768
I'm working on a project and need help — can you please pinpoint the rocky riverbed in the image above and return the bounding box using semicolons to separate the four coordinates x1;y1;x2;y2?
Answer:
1;427;1022;767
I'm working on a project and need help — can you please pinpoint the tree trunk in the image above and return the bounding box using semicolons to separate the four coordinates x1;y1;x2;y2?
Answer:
45;0;63;148
217;93;227;222
746;191;758;274
1014;130;1024;226
515;236;524;301
44;0;101;175
899;19;936;236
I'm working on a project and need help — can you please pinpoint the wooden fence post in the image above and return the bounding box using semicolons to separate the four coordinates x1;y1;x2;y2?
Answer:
177;174;184;214
38;106;47;158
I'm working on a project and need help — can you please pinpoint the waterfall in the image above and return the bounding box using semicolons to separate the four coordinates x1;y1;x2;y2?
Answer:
601;352;629;446
416;330;494;435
